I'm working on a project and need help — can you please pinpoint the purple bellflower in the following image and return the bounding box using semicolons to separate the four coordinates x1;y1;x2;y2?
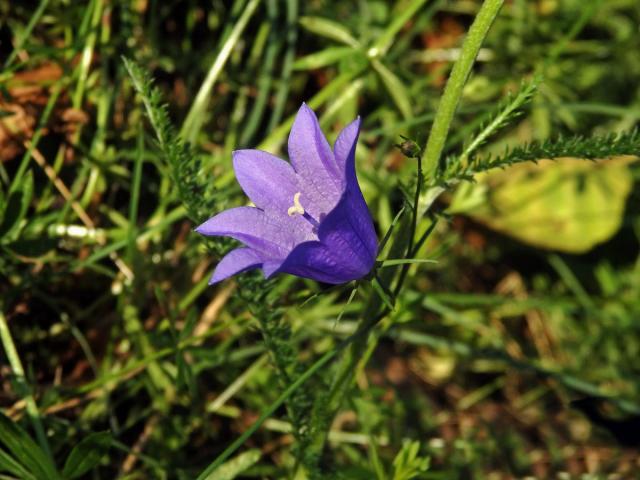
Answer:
196;103;378;285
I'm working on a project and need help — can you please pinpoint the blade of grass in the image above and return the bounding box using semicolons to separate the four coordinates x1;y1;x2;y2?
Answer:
266;0;298;133
0;309;53;462
3;0;51;68
239;0;280;146
127;128;145;264
180;0;261;144
370;0;430;57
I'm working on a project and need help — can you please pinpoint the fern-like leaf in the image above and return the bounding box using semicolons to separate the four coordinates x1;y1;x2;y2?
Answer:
123;57;218;224
460;76;541;162
442;129;640;184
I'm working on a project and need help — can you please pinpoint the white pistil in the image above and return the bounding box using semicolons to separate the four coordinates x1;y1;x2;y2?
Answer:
287;192;305;217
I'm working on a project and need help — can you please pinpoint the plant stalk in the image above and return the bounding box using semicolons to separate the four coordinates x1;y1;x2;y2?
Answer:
421;0;504;181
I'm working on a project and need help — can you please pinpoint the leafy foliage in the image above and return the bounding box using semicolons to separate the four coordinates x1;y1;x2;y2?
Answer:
1;0;640;479
391;440;430;480
0;412;60;480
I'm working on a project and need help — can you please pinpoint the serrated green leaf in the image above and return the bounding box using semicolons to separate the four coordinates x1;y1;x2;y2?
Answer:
0;413;60;480
62;431;111;479
204;449;261;480
299;16;360;48
372;59;412;119
445;129;640;184
450;157;636;253
0;170;33;242
293;46;358;70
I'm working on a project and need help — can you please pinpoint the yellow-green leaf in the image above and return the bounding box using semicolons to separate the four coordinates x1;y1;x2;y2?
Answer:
449;157;636;253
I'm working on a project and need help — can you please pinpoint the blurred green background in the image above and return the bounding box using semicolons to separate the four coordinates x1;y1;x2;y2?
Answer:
1;0;639;478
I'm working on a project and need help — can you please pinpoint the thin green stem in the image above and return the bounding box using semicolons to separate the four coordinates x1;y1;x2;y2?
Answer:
421;0;504;181
379;258;437;267
127;127;144;264
377;205;406;253
0;310;53;461
394;154;423;297
410;214;439;257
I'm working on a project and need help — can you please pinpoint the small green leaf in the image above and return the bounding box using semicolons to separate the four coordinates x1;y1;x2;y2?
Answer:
372;60;412;119
62;431;112;479
299;16;360;48
0;170;34;242
293;46;358;70
203;449;261;480
0;412;60;480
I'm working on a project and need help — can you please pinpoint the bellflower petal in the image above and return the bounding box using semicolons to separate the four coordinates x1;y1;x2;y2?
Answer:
197;103;378;285
333;117;361;177
210;247;263;284
196;207;294;257
233;149;324;224
233;149;318;234
274;178;377;284
288;103;342;215
332;116;378;263
233;150;298;214
273;242;365;284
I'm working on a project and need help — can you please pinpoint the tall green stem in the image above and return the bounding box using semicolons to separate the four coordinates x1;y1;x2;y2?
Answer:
421;0;504;180
0;309;53;460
